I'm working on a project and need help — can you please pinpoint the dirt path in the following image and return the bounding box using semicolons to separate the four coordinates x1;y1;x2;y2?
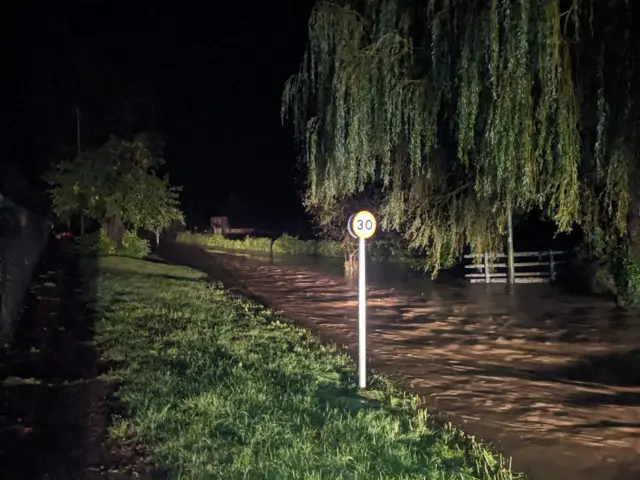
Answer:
0;241;156;479
162;243;640;480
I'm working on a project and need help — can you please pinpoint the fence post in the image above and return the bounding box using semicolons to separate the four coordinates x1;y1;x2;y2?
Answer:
549;250;555;282
483;253;490;283
507;207;515;284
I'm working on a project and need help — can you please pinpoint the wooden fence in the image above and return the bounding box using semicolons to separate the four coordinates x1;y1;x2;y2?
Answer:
464;250;565;284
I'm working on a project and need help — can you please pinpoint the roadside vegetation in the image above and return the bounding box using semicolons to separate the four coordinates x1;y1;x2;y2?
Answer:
95;255;522;479
176;231;343;257
46;132;184;252
77;228;151;259
175;231;424;267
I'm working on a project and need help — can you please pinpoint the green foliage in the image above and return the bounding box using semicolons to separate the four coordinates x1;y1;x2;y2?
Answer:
571;227;640;306
77;228;149;259
45;154;94;223
241;236;275;253
177;232;344;258
176;231;419;265
46;132;184;236
283;0;639;275
94;255;522;479
607;242;640;308
621;262;640;308
118;231;151;259
177;233;273;253
272;234;319;255
77;229;117;256
313;239;344;258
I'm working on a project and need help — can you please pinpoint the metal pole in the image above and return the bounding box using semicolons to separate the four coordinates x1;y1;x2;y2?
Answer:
483;253;490;283
507;207;515;285
358;236;367;389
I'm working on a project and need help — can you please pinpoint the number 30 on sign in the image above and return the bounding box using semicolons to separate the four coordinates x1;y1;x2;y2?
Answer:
348;210;377;239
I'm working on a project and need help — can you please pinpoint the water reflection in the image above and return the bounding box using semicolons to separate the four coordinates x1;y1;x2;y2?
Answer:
207;247;632;338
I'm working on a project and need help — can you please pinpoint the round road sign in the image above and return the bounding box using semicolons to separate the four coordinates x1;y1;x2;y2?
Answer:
351;210;377;239
347;214;357;239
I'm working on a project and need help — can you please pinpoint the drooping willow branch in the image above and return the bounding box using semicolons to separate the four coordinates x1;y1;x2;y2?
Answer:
283;0;639;273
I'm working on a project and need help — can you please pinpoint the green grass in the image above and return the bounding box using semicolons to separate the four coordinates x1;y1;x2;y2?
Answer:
94;256;522;479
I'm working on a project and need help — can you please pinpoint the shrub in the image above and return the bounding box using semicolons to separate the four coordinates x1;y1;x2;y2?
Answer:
314;239;343;258
572;229;640;307
77;229;149;259
76;229;116;256
118;230;151;259
241;236;273;252
178;232;344;258
621;260;640;307
272;234;317;255
176;232;272;252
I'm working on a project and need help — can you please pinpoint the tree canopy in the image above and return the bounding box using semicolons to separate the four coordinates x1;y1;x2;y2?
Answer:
46;132;183;239
283;0;640;273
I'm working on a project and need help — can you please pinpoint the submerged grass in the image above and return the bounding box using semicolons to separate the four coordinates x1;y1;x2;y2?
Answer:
94;256;522;479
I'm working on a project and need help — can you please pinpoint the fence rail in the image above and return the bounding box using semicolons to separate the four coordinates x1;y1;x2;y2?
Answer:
463;250;565;284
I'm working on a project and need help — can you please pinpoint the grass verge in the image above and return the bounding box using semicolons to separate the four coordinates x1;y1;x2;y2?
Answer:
94;256;522;479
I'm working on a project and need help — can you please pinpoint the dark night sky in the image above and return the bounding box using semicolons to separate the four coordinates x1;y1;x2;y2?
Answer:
1;0;316;233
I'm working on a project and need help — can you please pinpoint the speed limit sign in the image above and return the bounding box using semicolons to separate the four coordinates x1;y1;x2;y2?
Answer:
350;210;377;239
347;210;377;389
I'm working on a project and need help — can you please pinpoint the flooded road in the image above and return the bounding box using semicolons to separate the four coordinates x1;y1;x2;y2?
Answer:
161;243;640;480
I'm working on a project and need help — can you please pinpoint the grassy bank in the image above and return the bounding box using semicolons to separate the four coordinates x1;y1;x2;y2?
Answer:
176;231;344;257
94;255;521;479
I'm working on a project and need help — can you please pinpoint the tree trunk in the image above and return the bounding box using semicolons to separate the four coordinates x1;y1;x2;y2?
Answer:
106;213;125;248
344;250;358;276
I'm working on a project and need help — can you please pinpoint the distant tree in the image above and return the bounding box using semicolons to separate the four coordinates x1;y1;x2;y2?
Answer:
46;132;183;246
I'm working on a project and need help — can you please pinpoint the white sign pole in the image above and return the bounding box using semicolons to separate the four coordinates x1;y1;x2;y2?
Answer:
358;235;367;389
348;210;376;390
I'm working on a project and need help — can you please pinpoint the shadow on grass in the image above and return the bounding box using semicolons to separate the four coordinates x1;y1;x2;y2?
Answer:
0;238;161;478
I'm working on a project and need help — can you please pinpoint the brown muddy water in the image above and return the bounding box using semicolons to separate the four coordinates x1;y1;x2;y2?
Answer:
162;243;640;480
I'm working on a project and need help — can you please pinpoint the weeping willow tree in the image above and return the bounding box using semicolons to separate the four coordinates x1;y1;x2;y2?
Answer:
283;0;640;282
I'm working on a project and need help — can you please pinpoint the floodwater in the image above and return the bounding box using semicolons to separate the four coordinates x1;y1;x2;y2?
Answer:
162;243;640;480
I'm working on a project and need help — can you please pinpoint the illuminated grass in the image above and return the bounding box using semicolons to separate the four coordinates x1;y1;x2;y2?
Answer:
95;256;523;479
